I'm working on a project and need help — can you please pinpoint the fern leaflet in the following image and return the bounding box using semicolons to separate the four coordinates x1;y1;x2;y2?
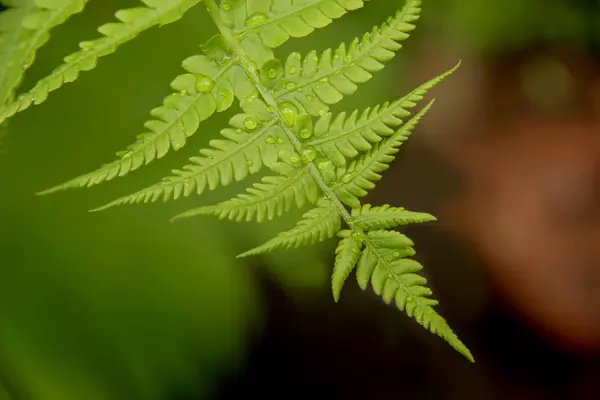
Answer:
0;0;89;108
0;0;202;123
238;198;341;257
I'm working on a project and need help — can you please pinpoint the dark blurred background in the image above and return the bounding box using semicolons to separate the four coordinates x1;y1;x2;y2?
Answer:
1;0;599;399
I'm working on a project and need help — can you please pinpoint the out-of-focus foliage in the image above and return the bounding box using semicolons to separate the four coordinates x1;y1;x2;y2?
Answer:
426;0;599;53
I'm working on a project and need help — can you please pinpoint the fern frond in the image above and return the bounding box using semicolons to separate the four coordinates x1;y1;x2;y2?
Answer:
333;99;434;208
331;230;362;302
351;204;436;230
238;199;340;257
17;0;473;361
0;0;89;107
39;38;239;195
356;230;474;361
91;105;297;211
224;0;369;49
270;0;421;116
309;63;459;166
0;0;203;123
172;162;319;223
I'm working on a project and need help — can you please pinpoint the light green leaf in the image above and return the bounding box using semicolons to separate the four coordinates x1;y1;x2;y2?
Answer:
0;0;203;123
351;204;436;230
331;230;363;302
92;103;296;211
238;199;341;257
172;163;319;223
39;36;238;195
357;230;474;362
0;0;89;108
309;62;459;166
273;0;422;116
334;99;434;208
223;0;369;48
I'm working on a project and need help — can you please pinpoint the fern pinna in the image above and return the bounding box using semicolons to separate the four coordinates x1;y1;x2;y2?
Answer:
0;0;473;361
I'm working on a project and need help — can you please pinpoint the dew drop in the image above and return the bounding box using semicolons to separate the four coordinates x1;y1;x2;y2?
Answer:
318;161;329;170
286;82;296;90
341;174;352;183
301;147;317;163
290;155;300;163
407;296;413;302
312;56;319;63
245;13;267;27
221;3;231;11
289;67;297;75
267;68;277;79
320;77;328;83
266;106;274;113
243;117;258;130
195;75;214;93
344;55;352;62
393;252;401;258
265;136;275;145
235;129;243;134
294;53;301;60
278;101;299;127
306;95;313;101
276;137;284;144
334;54;340;60
246;160;254;167
299;128;312;139
318;109;326;116
173;142;184;151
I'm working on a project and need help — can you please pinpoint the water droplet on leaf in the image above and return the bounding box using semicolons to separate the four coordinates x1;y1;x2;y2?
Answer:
299;128;312;139
265;136;275;144
245;13;267;27
243;117;258;130
341;174;352;183
278;101;299;127
195;75;214;93
301;147;316;163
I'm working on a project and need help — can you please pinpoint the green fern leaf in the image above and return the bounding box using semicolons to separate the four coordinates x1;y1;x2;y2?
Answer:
331;230;362;302
0;0;89;107
224;0;369;49
351;204;436;230
0;0;202;123
309;62;459;166
356;230;474;362
38;36;240;195
91;105;297;211
333;99;434;208
172;162;319;223
270;0;421;116
238;198;340;257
